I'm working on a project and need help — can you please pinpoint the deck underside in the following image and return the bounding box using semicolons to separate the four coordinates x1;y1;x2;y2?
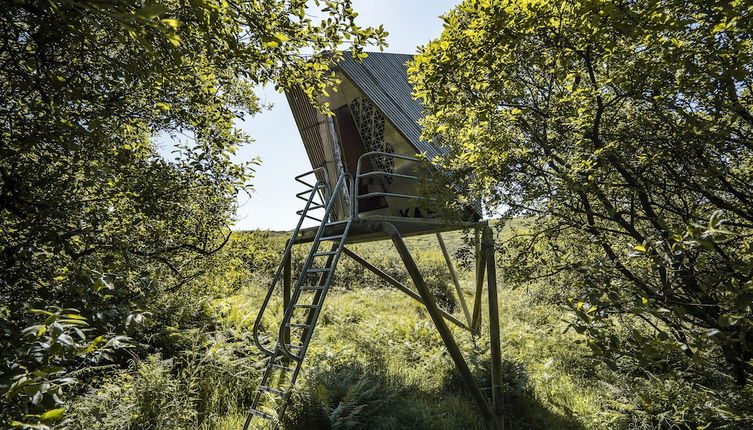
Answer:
294;216;484;245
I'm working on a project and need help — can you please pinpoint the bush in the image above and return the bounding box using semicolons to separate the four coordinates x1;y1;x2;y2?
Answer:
69;355;195;430
68;328;261;430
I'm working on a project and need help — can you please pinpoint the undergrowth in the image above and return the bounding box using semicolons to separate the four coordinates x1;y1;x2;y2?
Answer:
63;229;753;429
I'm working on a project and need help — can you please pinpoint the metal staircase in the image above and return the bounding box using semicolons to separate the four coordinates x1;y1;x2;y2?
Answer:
243;170;353;429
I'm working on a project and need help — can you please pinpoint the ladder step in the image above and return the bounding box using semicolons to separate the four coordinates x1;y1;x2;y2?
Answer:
286;343;304;350
287;323;312;329
272;364;296;372
313;251;338;257
248;408;274;420
320;235;344;241
294;304;318;309
259;386;285;396
307;267;333;273
326;220;349;226
299;285;326;291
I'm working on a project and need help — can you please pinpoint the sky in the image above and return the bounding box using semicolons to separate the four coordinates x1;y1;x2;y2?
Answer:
232;0;458;231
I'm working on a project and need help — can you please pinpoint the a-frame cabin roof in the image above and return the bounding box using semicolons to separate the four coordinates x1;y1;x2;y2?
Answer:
285;51;483;220
336;52;444;159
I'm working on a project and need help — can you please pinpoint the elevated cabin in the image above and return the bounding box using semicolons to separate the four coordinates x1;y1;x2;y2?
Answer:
285;52;480;230
245;53;503;430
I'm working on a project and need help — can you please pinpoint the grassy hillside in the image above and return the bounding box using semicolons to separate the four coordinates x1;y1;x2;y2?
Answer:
66;227;753;429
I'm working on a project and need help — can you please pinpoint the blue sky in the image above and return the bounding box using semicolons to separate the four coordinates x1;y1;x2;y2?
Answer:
232;0;458;231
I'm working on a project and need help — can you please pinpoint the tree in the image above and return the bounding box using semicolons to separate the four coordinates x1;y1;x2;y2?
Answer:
409;0;753;384
0;0;386;426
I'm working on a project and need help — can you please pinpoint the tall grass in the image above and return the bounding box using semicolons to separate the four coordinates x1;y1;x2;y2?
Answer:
65;229;753;429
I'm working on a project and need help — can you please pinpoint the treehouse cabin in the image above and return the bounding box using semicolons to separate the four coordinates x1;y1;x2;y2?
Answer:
285;52;481;229
243;53;503;430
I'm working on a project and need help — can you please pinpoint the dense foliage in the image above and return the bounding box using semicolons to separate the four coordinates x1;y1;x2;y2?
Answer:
0;0;385;427
410;0;753;385
5;0;753;428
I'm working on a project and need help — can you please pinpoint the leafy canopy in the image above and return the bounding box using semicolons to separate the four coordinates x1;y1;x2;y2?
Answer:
0;0;385;427
410;0;753;383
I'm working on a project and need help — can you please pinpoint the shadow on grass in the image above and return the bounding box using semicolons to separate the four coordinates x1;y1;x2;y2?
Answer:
278;354;584;430
442;355;586;430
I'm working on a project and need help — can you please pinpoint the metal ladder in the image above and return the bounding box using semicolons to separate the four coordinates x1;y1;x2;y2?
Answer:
244;172;353;429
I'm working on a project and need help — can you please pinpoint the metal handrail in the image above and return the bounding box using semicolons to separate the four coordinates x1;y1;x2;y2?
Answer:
251;179;329;356
294;166;327;189
352;151;421;218
296;166;328;204
277;172;353;361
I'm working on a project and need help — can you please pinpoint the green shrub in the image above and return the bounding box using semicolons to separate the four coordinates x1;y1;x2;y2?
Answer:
68;328;261;430
69;355;195;430
285;365;395;430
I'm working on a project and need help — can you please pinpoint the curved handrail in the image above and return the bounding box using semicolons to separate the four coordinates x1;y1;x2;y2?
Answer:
251;179;329;356
352;151;420;218
277;172;353;361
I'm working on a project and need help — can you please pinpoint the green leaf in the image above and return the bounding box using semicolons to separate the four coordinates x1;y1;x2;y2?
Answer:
39;408;65;421
136;3;168;19
160;19;181;28
165;33;181;46
718;314;741;328
273;33;289;43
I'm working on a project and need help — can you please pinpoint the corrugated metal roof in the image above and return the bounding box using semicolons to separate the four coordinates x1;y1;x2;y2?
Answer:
336;52;444;159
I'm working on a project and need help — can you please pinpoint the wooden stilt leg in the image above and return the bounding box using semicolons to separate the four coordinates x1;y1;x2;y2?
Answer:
471;228;486;334
436;232;473;326
381;223;497;429
484;226;504;425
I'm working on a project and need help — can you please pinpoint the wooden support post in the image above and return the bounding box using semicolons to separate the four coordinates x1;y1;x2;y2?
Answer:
380;223;497;429
484;226;504;423
471;228;486;334
436;233;473;327
342;247;470;331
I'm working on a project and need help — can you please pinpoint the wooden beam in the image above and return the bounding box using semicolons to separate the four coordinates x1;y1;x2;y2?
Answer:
342;247;470;331
484;226;504;423
471;228;486;333
436;233;473;327
379;222;497;429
